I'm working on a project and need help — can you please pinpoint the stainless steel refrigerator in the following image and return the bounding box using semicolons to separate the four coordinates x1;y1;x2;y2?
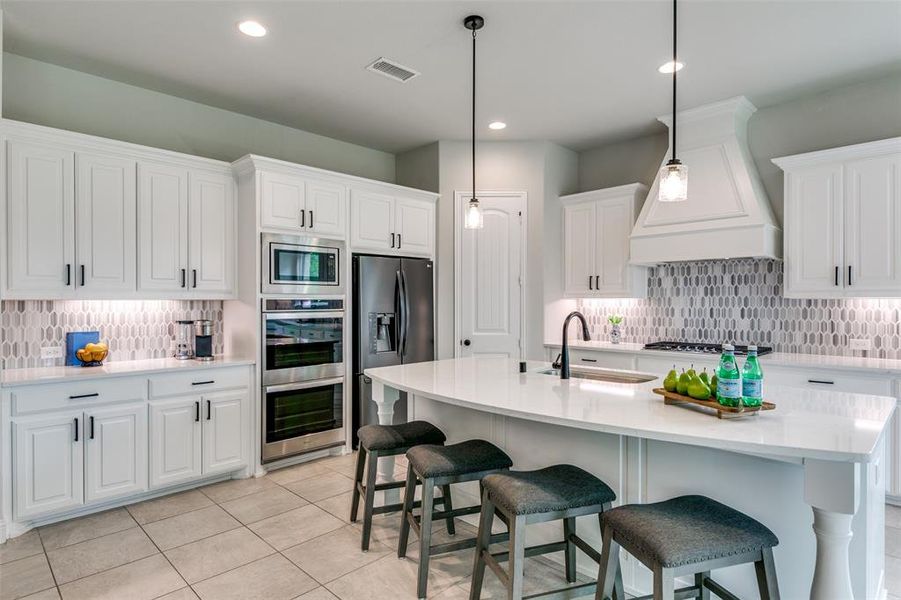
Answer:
352;254;434;446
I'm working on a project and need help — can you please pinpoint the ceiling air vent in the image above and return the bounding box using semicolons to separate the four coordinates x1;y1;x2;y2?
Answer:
366;57;420;83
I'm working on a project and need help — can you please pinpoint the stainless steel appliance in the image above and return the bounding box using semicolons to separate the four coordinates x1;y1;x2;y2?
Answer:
352;254;434;446
261;297;345;462
194;320;214;361
261;233;344;295
174;320;194;360
642;341;773;356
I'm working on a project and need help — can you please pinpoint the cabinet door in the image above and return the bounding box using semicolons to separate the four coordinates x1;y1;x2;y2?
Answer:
306;179;347;238
6;140;75;295
202;391;247;476
395;197;434;256
76;153;137;294
149;398;202;489
261;171;305;230
563;202;597;295
784;164;844;296
138;162;189;292
350;190;394;251
189;172;235;294
84;404;148;503
13;413;83;519
844;155;901;295
595;198;632;294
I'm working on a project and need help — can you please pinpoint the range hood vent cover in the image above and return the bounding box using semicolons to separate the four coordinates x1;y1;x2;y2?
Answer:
366;57;420;83
630;96;782;265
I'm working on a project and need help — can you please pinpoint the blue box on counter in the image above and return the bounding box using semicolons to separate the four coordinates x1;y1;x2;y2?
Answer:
66;331;100;366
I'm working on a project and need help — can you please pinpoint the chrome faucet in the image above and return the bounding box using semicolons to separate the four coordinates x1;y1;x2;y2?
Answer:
560;311;591;379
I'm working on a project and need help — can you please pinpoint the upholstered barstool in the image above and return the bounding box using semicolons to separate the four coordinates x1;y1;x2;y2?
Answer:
470;464;617;600
596;495;780;600
351;421;448;551
398;439;514;599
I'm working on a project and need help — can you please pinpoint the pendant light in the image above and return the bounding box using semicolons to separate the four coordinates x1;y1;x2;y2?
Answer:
658;0;688;202
463;15;485;229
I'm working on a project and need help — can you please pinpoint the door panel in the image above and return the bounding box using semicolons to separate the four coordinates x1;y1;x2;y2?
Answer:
203;391;247;475
138;162;189;292
85;404;148;503
458;193;523;359
844;155;901;294
306;179;346;237
13;413;83;519
76;153;137;293
395;198;433;255
261;172;305;230
563;203;596;296
596;200;631;293
149;398;201;489
189;172;234;294
350;190;394;251
400;258;434;364
6;140;75;295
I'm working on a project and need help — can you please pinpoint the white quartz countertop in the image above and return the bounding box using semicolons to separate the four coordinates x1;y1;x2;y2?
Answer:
1;356;255;387
544;340;901;376
365;357;896;463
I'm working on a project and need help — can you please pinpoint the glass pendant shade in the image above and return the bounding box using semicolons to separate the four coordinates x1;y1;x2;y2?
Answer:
658;160;688;202
464;199;484;229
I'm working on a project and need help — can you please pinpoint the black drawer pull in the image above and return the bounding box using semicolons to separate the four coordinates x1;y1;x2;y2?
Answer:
90;416;95;440
80;264;85;286
390;233;395;248
580;358;597;363
300;210;305;228
192;380;215;386
808;379;835;385
588;276;593;290
181;268;187;288
309;210;313;228
74;417;79;442
848;265;852;286
397;233;402;249
192;269;198;288
195;401;200;422
66;264;71;286
69;392;99;399
834;266;839;286
207;399;212;420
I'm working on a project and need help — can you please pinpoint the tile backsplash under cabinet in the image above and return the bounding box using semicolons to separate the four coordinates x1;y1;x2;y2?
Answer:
0;300;224;370
577;259;901;360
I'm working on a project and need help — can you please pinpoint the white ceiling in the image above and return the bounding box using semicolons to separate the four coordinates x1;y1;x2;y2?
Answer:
2;0;900;153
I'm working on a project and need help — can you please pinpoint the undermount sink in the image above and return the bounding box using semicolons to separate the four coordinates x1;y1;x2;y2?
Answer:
539;367;657;384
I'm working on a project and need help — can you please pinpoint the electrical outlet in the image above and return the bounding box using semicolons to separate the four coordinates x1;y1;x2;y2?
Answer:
850;338;872;351
40;346;64;360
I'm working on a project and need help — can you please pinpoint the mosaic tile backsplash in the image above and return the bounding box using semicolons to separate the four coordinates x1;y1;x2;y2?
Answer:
577;259;901;360
1;300;224;370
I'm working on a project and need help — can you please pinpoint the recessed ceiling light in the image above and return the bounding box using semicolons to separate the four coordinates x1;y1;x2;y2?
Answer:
488;121;507;130
658;61;684;74
238;20;267;37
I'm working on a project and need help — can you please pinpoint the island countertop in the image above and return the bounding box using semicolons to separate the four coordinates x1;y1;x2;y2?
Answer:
365;357;896;464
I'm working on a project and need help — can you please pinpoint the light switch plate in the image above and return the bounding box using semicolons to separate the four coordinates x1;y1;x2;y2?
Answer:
40;346;64;359
849;338;872;351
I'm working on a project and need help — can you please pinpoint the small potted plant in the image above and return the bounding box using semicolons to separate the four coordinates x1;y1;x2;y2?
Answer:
607;315;623;344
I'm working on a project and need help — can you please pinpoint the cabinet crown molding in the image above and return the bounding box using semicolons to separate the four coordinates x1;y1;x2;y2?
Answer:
772;137;901;170
560;183;648;205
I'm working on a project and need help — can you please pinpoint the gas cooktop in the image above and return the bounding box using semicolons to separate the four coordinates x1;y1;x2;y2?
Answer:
642;341;772;356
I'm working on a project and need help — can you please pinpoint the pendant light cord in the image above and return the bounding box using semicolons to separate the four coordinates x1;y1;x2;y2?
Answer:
671;0;677;163
472;27;477;202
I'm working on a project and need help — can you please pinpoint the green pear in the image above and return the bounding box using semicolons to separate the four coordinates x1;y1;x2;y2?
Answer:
663;366;678;392
688;374;712;400
686;364;697;378
698;368;710;386
710;374;718;392
676;369;691;395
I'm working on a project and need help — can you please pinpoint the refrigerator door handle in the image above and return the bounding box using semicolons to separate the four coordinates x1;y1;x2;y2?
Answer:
401;269;410;358
395;269;404;356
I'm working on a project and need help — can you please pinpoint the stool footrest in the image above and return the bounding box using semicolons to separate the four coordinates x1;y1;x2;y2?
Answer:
406;504;479;534
428;532;510;556
523;581;596;600
703;577;741;600
489;540;568;564
630;585;700;600
569;533;601;564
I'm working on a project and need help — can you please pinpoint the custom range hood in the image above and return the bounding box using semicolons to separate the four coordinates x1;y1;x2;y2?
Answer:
629;96;781;265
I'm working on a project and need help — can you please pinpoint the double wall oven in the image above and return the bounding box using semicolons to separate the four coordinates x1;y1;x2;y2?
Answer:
261;235;347;462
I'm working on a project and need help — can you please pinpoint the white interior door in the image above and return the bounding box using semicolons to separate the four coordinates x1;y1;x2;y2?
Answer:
456;192;525;359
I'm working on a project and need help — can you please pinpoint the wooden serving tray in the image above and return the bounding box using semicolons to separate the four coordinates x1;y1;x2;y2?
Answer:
653;388;775;419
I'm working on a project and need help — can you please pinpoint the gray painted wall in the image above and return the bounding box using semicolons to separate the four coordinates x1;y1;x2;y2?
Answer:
2;53;395;182
577;72;901;224
396;142;439;193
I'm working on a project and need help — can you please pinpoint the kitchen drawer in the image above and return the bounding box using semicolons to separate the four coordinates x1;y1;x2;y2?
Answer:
565;349;636;371
149;367;249;398
11;377;147;416
764;366;893;396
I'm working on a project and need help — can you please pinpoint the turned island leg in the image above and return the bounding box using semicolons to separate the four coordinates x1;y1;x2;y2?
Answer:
370;379;401;504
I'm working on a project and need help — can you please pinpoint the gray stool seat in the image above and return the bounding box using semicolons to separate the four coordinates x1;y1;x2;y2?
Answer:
483;465;616;516
406;439;513;478
357;420;446;451
601;495;778;568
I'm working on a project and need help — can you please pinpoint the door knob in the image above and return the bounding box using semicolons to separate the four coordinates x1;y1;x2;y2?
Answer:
462;339;471;347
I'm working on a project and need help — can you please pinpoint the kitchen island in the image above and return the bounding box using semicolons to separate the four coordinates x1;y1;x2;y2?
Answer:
365;357;896;600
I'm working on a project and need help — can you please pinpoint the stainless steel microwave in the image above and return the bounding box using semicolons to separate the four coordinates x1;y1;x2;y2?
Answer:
262;233;345;295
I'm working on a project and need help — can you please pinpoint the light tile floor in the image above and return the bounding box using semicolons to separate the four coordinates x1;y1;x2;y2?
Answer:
1;453;899;600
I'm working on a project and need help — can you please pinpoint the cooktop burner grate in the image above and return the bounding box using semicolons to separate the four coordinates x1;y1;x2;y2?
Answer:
643;341;772;356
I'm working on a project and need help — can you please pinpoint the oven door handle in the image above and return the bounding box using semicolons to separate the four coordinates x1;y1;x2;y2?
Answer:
263;311;346;320
264;377;346;394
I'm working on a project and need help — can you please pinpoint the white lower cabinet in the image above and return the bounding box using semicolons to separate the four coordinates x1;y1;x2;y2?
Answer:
84;404;148;503
202;391;247;475
149;397;202;489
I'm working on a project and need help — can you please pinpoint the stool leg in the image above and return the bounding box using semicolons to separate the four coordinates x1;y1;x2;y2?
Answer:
397;464;417;558
508;515;527;600
349;448;367;523
563;517;577;583
441;484;456;535
754;548;780;600
596;524;622;600
653;566;675;600
694;572;710;600
417;478;436;600
469;488;494;600
360;449;379;552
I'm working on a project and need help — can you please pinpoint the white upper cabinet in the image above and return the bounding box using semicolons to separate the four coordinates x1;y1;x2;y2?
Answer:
260;171;347;237
561;184;648;298
305;179;347;237
138;162;190;292
350;189;435;256
5;140;75;296
394;197;434;256
189;172;235;294
775;137;901;298
76;153;137;294
261;171;305;230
